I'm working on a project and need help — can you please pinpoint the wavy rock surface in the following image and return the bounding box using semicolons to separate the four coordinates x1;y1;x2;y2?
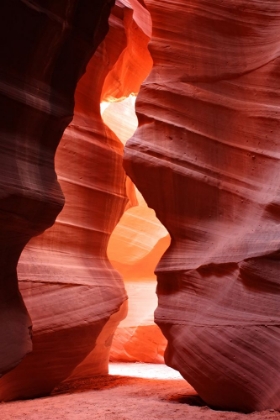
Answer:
0;0;115;381
0;0;155;401
102;0;152;101
124;0;280;412
0;0;128;401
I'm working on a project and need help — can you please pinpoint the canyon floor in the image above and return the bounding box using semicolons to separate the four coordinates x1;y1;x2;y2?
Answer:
1;363;279;420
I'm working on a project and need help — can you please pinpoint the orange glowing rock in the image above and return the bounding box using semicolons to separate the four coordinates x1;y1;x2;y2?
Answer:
108;187;170;281
103;95;170;364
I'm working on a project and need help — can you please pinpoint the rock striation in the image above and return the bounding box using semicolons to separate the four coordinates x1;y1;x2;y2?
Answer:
1;0;280;411
0;0;116;381
0;0;153;401
124;0;280;412
0;0;125;400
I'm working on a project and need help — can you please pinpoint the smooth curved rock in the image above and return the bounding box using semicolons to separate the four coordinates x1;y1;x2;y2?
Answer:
124;0;280;412
0;0;119;400
0;0;116;379
0;0;154;400
102;0;152;101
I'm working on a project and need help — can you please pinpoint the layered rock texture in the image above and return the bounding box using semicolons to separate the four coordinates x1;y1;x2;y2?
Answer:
1;0;280;413
124;0;280;413
0;0;126;400
0;0;116;387
0;0;158;401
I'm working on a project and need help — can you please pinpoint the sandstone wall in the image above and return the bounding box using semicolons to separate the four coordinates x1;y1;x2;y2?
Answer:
0;0;156;400
124;0;280;412
1;0;280;411
0;0;118;400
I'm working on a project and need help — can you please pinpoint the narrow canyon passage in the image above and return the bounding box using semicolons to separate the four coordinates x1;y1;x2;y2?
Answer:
101;96;170;364
0;0;280;415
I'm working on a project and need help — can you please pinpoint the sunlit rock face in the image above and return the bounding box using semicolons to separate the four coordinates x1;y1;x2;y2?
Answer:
0;0;115;386
102;96;170;363
108;179;169;363
124;0;280;412
102;0;153;102
100;1;169;364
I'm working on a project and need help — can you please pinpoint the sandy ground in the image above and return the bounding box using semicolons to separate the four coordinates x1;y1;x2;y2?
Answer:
1;363;280;420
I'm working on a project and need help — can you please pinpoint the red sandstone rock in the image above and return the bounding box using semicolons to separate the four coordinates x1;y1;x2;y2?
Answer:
0;0;115;381
3;0;279;411
102;0;152;101
0;0;153;401
0;4;126;400
124;0;280;412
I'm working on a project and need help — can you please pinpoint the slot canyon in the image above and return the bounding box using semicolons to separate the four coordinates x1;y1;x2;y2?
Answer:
0;0;280;418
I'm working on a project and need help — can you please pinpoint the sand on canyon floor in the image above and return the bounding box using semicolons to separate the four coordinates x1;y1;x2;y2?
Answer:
1;363;279;420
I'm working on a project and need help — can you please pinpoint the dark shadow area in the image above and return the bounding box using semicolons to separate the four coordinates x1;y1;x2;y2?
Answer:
167;393;206;407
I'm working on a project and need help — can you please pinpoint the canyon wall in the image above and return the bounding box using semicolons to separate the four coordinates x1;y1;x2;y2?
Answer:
124;0;280;412
0;0;118;400
0;0;116;379
0;0;157;401
1;0;280;412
